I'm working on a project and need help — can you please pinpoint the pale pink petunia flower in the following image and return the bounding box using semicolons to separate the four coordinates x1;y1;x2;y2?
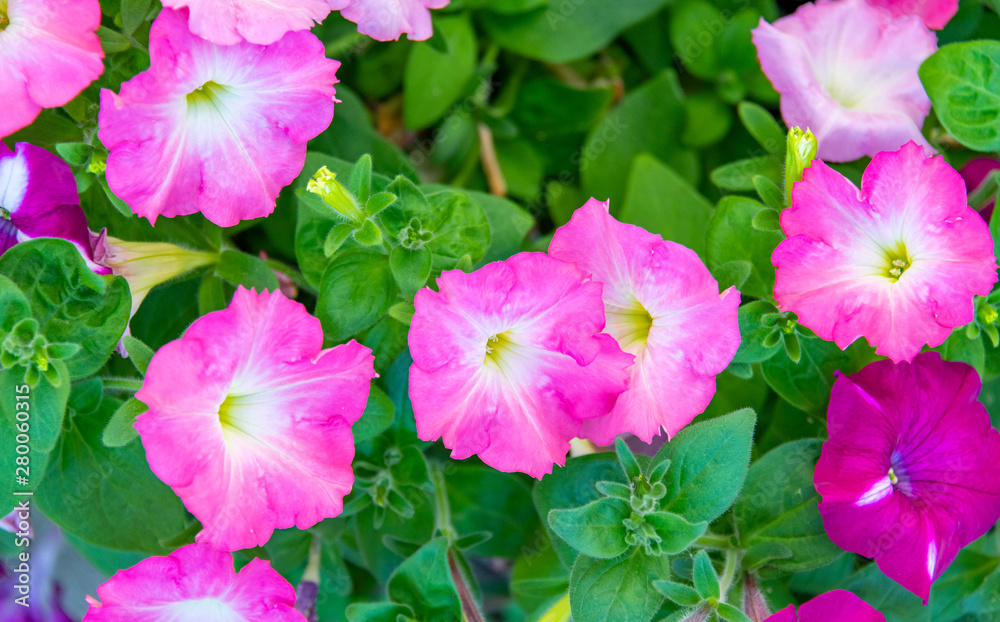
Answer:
549;199;740;444
868;0;957;29
98;8;339;227
752;0;936;162
134;287;376;551
328;0;449;41
773;142;998;363
83;542;306;621
408;253;634;479
160;0;334;45
0;0;104;138
814;353;1000;602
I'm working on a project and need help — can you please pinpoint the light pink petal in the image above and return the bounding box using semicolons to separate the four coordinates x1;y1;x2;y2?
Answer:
752;0;935;162
135;288;375;551
332;0;444;41
84;543;304;621
161;0;333;45
408;253;632;479
98;8;338;227
868;0;957;29
549;199;740;444
0;0;104;137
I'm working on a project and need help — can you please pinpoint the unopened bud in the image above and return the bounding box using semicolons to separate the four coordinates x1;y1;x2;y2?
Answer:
307;166;363;223
785;127;818;206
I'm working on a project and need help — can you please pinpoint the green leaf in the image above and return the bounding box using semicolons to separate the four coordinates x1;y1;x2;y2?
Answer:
644;512;707;554
738;102;785;154
120;0;152;34
387;538;463;621
216;250;280;293
350;153;374;205
403;14;477;129
581;70;686;208
760;336;872;413
0;361;70;513
614;437;642;482
101;397;147;447
692;550;721;600
933;549;1000;620
121;335;154;376
569;549;670;622
619;153;714;258
482;0;670;63
353;385;395;443
325;223;356;258
652;581;702;607
682;93;733;148
512;79;613;135
197;274;229;315
707;197;784;299
710;157;783;192
36;395;188;553
733;301;783;364
533;453;625;567
753;175;785;211
353;219;384;246
97;25;131;53
447;465;538;559
549;497;631;559
732;439;843;576
751;208;782;232
741;541;793;571
0;239;130;378
650;408;755;523
55;142;94;166
346;603;415;622
390;246;433;298
718;602;755;622
420;185;533;266
920;41;1000;151
316;250;398;342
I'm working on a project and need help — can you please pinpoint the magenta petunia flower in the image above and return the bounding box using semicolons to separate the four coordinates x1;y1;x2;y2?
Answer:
772;142;998;364
408;253;634;479
0;0;104;137
548;199;740;444
867;0;957;29
752;0;935;162
83;542;306;621
160;0;333;44
0;142;105;273
766;590;885;622
814;353;1000;603
135;287;376;551
328;0;449;41
98;8;339;227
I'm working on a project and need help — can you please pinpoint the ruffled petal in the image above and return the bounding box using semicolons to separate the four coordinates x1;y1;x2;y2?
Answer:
161;0;333;45
868;0;958;29
333;0;441;41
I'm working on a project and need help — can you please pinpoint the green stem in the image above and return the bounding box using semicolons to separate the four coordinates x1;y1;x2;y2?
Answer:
694;532;732;550
431;466;457;543
101;377;145;393
718;549;739;603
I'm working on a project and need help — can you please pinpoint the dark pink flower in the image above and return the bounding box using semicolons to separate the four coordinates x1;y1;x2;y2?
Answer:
814;353;1000;602
765;590;884;622
867;0;957;29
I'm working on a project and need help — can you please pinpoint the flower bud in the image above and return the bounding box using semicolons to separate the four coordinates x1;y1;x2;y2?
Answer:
785;127;818;205
307;166;364;223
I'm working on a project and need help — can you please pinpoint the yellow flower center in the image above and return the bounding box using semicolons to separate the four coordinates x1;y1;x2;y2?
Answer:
0;1;8;30
186;80;227;107
888;467;899;485
883;244;912;282
484;330;517;366
606;298;654;350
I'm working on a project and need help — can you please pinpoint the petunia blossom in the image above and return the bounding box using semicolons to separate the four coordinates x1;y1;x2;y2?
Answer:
134;287;376;551
0;142;104;273
0;0;104;137
765;590;885;622
548;199;740;444
83;542;305;622
160;0;333;45
752;0;936;162
772;141;998;363
814;353;1000;603
408;253;634;479
328;0;449;41
98;8;339;227
867;0;957;29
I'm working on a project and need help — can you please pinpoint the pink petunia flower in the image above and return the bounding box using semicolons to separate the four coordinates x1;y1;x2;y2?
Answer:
328;0;449;41
98;8;339;227
548;199;740;444
772;142;998;364
867;0;957;29
160;0;334;45
765;590;885;622
134;287;376;551
752;0;936;162
83;542;306;621
408;253;634;479
0;0;104;138
814;353;1000;603
0;142;104;272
